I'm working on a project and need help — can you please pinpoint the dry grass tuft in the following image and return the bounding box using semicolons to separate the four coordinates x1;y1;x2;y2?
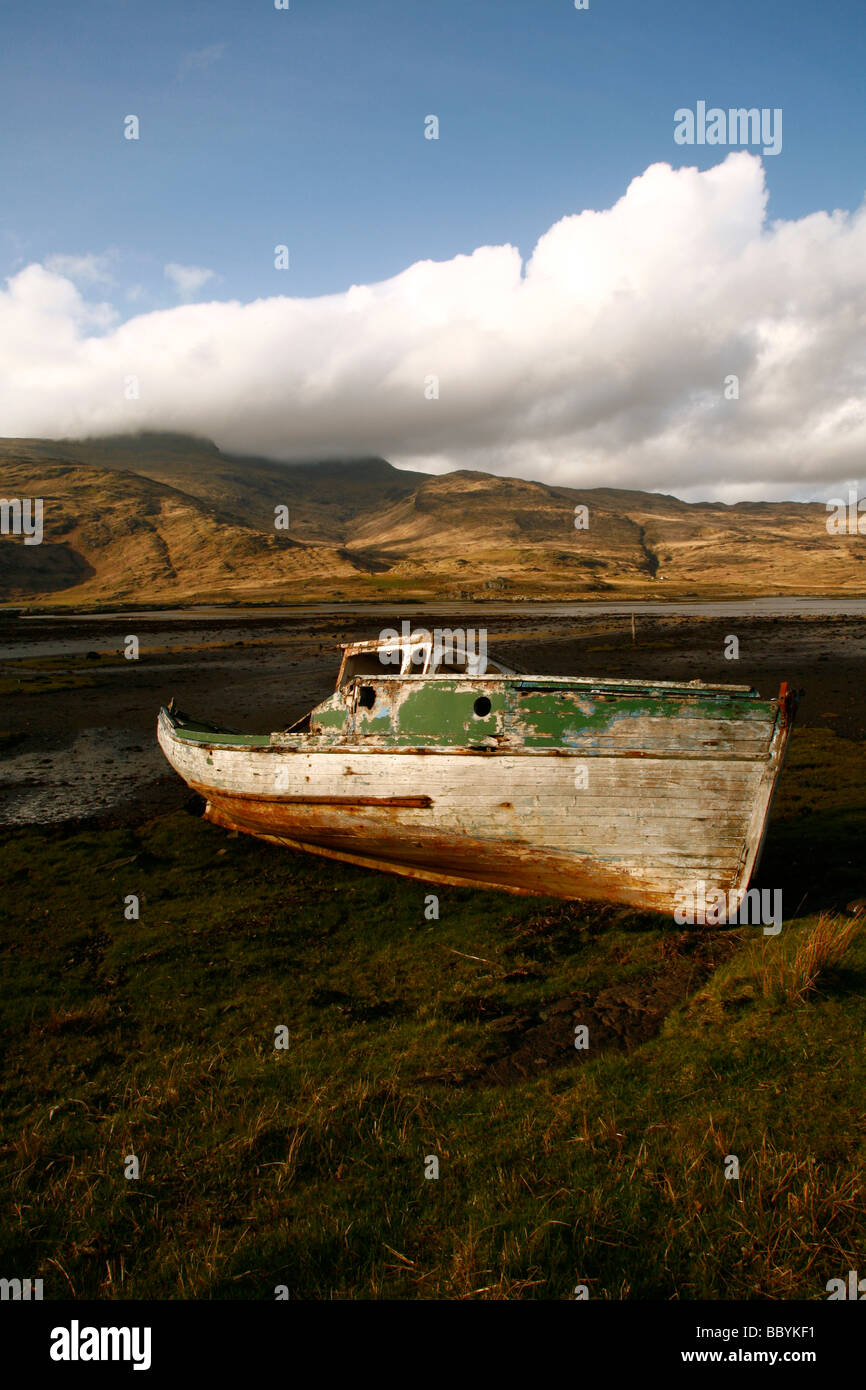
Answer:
787;913;860;1000
759;912;860;1002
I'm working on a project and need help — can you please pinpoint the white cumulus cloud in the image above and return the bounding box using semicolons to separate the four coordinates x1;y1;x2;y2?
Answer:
1;152;865;501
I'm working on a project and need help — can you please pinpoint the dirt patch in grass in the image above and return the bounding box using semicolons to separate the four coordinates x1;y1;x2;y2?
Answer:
421;929;738;1088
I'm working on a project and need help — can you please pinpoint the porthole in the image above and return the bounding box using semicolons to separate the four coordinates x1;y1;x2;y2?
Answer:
473;695;492;718
359;685;376;709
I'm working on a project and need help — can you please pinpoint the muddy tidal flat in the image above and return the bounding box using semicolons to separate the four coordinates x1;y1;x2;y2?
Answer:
1;604;865;1300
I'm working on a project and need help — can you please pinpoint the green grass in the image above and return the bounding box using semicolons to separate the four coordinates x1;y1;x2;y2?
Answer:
1;728;865;1300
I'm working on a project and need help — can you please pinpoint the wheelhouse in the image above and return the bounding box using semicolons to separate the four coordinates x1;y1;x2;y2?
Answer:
335;634;516;687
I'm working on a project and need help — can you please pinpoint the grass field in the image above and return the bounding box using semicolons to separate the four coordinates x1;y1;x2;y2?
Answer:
1;727;864;1300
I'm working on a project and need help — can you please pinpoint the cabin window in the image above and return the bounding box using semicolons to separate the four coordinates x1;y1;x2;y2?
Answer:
473;695;492;718
358;685;376;709
341;651;395;683
432;646;501;676
436;651;473;675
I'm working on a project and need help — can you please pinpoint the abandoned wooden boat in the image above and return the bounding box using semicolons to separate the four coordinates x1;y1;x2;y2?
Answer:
157;633;797;913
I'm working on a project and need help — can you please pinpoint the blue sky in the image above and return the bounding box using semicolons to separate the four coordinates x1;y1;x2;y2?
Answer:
1;0;864;500
1;0;863;308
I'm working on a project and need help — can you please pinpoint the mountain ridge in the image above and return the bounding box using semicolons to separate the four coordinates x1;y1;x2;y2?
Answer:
1;432;863;606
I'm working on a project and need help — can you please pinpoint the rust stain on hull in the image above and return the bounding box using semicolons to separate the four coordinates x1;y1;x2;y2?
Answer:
200;787;653;905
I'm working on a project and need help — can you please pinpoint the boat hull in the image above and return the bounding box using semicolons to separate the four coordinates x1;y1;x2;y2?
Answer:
158;697;795;912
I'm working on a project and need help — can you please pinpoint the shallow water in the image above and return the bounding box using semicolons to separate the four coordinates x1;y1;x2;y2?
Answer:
0;628;287;660
11;596;866;621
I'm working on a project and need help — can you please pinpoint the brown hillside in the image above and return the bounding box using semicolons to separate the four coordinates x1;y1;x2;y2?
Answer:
0;433;863;605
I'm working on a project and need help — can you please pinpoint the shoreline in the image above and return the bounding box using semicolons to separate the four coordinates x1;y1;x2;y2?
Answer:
5;594;866;622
